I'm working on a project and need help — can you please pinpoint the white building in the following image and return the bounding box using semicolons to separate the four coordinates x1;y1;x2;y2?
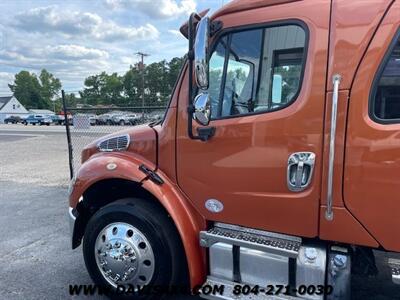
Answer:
0;96;29;123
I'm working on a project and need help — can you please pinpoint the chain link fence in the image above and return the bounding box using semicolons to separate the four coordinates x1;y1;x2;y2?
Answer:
62;103;166;177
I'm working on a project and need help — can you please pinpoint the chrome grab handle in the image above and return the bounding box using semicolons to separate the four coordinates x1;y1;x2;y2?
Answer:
325;74;342;221
287;152;316;192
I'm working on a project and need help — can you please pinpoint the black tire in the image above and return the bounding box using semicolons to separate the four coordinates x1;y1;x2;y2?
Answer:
119;120;125;126
83;198;188;299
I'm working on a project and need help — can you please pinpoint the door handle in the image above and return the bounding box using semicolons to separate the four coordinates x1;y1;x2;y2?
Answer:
287;152;316;192
325;74;342;221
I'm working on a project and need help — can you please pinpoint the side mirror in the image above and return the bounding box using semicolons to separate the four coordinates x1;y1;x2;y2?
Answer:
193;92;211;126
194;17;210;90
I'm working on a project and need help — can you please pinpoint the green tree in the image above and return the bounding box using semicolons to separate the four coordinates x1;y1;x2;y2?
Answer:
39;69;61;107
80;72;124;106
78;56;185;108
101;72;124;106
79;74;102;106
145;60;169;105
167;57;184;91
123;66;141;106
9;69;62;109
9;71;45;109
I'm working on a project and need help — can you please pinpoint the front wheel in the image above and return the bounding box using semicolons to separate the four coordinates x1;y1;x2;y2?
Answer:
83;198;188;299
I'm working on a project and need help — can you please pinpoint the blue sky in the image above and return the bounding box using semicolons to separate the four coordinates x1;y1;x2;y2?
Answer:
0;0;230;95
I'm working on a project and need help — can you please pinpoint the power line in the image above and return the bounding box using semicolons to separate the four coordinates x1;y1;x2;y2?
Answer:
135;52;150;119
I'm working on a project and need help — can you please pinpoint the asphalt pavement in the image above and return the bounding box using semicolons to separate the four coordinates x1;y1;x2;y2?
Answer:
0;124;399;299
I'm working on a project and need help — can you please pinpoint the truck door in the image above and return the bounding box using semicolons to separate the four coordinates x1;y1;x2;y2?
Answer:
344;2;400;252
176;1;331;238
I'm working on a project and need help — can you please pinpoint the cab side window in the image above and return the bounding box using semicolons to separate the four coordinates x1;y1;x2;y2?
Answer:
372;32;400;122
208;24;307;119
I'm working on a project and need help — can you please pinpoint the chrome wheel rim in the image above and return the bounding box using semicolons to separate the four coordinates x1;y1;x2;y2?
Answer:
94;222;155;288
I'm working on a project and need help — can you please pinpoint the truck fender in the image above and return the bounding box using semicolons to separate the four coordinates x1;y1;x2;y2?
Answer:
69;153;206;288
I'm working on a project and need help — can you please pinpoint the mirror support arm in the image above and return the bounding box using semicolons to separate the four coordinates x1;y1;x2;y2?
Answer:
187;13;204;141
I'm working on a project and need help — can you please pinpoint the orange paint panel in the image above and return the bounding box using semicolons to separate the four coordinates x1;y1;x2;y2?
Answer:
319;206;379;248
327;0;394;91
177;1;331;238
141;174;206;288
155;108;178;183
69;152;150;208
344;2;400;252
81;125;157;165
212;0;302;19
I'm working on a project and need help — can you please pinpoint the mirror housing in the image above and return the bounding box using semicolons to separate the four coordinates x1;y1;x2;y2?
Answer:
194;17;210;90
193;92;211;126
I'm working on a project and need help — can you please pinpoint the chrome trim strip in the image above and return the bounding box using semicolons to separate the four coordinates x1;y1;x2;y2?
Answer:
325;74;341;221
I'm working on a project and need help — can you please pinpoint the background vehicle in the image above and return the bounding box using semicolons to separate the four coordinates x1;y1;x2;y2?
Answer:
4;116;22;124
50;115;63;125
87;114;98;126
126;113;141;125
67;1;400;299
111;113;131;126
23;114;51;126
97;113;114;125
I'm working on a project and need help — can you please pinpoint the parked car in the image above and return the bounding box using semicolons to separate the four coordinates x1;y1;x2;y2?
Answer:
23;115;52;126
126;113;142;125
88;114;98;126
50;115;63;125
111;113;135;126
97;113;113;125
4;116;22;124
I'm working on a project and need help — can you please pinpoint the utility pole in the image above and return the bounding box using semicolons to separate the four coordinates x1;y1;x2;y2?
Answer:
135;52;150;120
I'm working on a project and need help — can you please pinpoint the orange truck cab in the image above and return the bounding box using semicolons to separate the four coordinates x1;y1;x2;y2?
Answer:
68;0;400;299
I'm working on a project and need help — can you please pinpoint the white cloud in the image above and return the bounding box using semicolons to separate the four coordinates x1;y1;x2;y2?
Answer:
105;0;196;19
45;45;109;60
168;29;182;36
15;6;159;42
0;44;109;63
0;72;14;94
0;0;226;92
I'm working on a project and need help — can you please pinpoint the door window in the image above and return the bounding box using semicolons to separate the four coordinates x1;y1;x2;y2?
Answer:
207;24;307;119
371;31;400;122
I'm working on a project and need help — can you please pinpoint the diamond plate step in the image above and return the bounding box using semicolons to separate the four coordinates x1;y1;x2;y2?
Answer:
200;276;297;300
200;223;301;258
388;258;400;285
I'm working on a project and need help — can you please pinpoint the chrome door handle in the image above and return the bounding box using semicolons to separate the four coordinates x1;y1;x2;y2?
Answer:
287;152;316;192
325;74;342;221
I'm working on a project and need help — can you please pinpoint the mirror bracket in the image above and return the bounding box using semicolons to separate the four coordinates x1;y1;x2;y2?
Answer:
210;20;223;36
197;127;216;142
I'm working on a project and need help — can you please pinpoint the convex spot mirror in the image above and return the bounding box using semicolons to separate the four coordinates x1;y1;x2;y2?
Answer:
194;17;210;90
193;92;211;126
